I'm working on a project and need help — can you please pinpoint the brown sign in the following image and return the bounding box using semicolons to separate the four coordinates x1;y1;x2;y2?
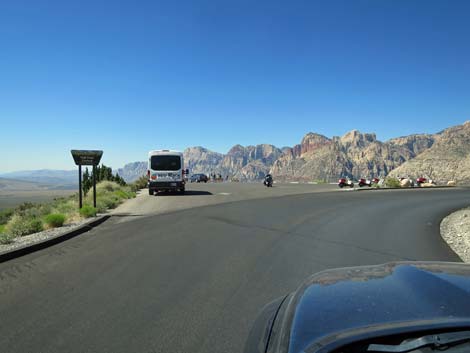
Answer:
71;150;103;166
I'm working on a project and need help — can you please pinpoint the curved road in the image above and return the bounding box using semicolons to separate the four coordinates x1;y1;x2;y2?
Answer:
0;187;469;353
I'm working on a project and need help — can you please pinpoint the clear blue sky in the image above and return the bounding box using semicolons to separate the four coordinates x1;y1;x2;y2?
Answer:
1;0;469;172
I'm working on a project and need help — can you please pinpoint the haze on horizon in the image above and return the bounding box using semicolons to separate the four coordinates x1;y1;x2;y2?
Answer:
1;0;469;173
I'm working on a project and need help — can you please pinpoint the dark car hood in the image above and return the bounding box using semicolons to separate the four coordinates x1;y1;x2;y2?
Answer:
286;262;470;353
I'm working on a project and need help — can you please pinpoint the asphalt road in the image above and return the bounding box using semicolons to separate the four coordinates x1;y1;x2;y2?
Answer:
111;182;338;220
1;185;469;353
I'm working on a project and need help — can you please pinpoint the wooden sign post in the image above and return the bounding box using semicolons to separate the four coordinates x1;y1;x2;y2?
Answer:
71;150;103;209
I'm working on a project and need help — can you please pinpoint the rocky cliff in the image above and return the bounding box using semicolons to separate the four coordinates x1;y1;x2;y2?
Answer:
183;147;224;174
270;130;436;182
116;122;470;183
217;144;283;180
389;122;470;184
115;161;147;182
116;144;281;182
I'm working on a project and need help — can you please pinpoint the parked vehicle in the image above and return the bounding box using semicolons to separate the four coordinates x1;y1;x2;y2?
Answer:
358;178;372;187
264;174;273;187
338;178;354;188
190;174;208;183
244;262;470;353
372;177;380;185
147;150;185;195
399;177;415;187
416;177;427;186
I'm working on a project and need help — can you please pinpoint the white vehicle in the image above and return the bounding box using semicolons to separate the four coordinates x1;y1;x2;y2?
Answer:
147;150;186;195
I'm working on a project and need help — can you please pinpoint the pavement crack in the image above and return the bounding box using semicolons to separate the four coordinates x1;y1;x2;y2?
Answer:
206;216;412;261
289;231;413;261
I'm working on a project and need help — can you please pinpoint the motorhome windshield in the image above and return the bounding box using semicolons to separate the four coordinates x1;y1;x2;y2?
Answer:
150;155;181;171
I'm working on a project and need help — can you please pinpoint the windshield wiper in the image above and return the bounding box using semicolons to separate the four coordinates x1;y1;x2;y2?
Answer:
367;330;470;353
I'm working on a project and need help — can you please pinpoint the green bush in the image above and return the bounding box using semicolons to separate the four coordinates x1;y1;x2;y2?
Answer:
0;232;15;245
0;208;14;225
385;177;401;188
85;182;136;213
130;175;148;192
114;189;135;199
97;181;120;192
53;199;77;214
114;190;127;199
79;205;97;218
0;224;5;233
6;215;44;237
15;202;35;212
15;202;51;219
98;194;120;209
44;213;66;228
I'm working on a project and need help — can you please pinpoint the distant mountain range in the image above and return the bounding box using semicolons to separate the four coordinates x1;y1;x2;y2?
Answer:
116;122;470;184
0;170;77;190
0;177;52;191
4;122;470;185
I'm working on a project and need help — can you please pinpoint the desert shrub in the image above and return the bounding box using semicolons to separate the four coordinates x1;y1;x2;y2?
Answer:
85;182;136;212
54;199;77;214
130;175;148;192
98;194;120;209
114;190;127;199
114;189;135;199
15;202;35;212
14;202;51;219
97;181;120;192
0;232;15;244
385;177;401;188
0;208;14;225
44;213;66;228
94;201;108;213
6;215;44;237
79;205;97;218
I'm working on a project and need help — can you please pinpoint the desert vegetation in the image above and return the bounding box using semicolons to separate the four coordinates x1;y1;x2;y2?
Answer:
0;178;143;245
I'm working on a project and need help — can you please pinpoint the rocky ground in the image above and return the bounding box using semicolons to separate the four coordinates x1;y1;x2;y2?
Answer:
441;208;470;263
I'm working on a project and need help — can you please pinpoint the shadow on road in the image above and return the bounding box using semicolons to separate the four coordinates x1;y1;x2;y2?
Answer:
111;213;146;217
154;190;213;196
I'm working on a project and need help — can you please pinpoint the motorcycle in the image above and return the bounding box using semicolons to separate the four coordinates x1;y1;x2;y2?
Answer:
338;178;354;188
416;177;427;187
264;175;273;187
358;178;372;187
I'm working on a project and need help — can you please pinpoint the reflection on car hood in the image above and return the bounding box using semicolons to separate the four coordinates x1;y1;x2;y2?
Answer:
288;262;470;353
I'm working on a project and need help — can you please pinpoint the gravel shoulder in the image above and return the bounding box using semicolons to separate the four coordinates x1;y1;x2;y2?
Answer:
0;216;102;254
440;208;470;263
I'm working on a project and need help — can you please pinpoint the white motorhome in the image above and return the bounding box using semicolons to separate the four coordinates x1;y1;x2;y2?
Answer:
147;150;186;195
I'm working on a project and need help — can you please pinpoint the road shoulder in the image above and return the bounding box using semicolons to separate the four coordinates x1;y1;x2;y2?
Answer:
0;215;110;263
441;208;470;263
